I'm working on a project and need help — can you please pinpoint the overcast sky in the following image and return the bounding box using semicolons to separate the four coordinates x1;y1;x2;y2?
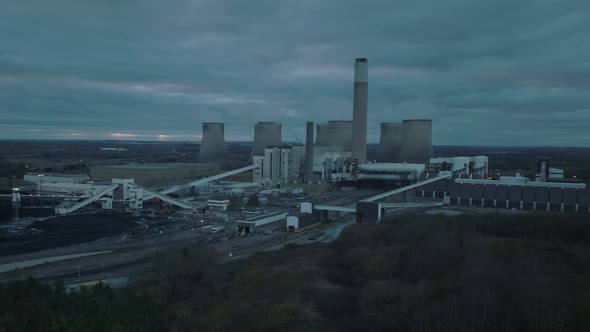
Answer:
1;0;589;146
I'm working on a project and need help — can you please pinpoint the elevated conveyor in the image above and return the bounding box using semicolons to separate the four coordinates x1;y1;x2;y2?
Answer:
145;164;257;198
361;173;451;202
136;186;196;210
55;184;118;215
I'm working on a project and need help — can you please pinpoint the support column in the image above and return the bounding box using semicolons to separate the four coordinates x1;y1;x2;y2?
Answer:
533;202;537;211
575;204;579;212
561;203;564;212
505;200;509;209
493;199;497;207
520;201;523;210
481;198;484;207
546;203;550;212
469;198;472;207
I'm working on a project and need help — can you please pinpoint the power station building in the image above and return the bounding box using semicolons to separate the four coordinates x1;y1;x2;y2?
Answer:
252;145;350;185
417;174;589;213
198;122;225;163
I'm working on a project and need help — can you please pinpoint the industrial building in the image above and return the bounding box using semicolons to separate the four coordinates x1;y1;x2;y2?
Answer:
198;122;226;163
90;163;220;186
331;156;489;185
252;145;350;185
207;199;230;211
286;212;316;232
236;211;288;233
418;174;589;213
24;173;89;184
251;122;282;158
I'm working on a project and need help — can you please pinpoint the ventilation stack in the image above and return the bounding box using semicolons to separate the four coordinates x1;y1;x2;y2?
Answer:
327;121;353;151
376;122;403;163
351;58;368;161
251;122;282;157
304;122;314;183
398;119;434;163
198;122;225;163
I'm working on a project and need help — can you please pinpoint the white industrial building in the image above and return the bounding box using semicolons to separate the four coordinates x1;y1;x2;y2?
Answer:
428;156;489;178
24;173;89;185
207;199;230;211
331;156;489;183
36;182;109;196
253;145;351;185
236;211;288;232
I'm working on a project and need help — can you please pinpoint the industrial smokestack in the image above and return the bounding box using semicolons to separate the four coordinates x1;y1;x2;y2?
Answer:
304;122;314;183
251;122;282;157
315;123;329;146
198;122;225;163
376;122;403;163
398;119;434;163
327;121;353;151
352;58;368;161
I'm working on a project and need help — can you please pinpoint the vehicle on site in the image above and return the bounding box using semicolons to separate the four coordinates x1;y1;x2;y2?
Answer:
211;226;225;234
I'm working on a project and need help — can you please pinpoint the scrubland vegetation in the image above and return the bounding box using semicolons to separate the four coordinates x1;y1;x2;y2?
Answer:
2;212;590;331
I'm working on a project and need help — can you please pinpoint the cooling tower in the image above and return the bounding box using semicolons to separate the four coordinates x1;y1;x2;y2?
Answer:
251;122;282;157
352;58;368;161
304;122;314;183
198;122;225;163
327;121;352;151
376;122;403;163
315;123;329;146
398;119;434;163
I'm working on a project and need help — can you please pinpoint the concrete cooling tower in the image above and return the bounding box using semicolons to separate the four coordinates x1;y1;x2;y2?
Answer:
315;121;352;151
376;122;403;163
251;122;282;157
327;121;352;151
315;124;329;146
398;119;434;163
352;58;368;161
198;122;225;163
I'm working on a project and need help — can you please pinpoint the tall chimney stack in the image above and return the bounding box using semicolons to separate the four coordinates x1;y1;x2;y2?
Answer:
352;58;368;161
304;122;314;183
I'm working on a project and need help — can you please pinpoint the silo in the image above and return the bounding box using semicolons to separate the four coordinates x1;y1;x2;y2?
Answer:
198;122;225;163
351;58;368;161
315;123;329;146
251;122;282;157
327;121;353;151
398;119;433;163
376;122;403;162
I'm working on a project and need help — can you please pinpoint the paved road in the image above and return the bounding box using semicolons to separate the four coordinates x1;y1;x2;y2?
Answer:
0;250;112;273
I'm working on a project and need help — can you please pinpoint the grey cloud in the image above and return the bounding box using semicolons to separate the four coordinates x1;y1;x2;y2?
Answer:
0;0;589;146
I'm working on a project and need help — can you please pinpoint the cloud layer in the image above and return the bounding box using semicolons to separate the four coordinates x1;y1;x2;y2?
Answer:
1;0;589;146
